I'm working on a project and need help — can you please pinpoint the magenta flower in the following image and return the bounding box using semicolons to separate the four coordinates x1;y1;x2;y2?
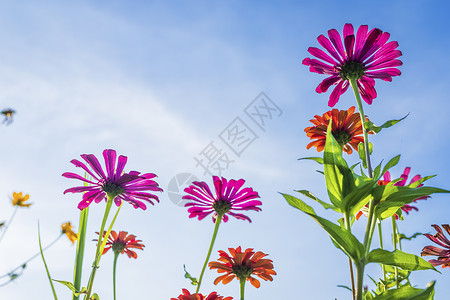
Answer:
303;23;402;106
62;149;162;210
421;224;450;268
378;167;429;216
183;176;261;222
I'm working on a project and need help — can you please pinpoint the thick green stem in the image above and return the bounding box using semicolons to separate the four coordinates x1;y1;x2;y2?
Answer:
113;252;119;300
85;195;115;300
350;78;376;300
195;214;223;293
240;277;246;300
349;78;373;178
355;262;365;300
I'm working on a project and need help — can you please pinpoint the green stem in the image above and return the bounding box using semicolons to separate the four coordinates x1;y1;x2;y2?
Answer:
377;222;387;285
391;216;399;288
73;207;89;300
195;214;223;293
355;262;365;300
0;206;18;245
240;277;246;300
344;214;356;300
85;195;115;300
350;78;375;300
113;252;119;300
349;78;373;178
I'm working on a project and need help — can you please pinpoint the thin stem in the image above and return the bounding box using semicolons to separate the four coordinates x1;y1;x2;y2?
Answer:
391;216;399;288
0;233;63;283
344;214;356;300
0;206;18;245
195;214;223;293
73;207;89;300
113;252;119;300
240;277;246;300
355;262;365;300
377;222;386;285
85;195;115;300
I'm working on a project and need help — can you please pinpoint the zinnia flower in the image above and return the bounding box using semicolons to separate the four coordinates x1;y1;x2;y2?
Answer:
95;230;144;259
304;106;371;154
356;167;429;219
183;176;261;223
421;224;450;268
209;246;276;288
62;149;162;210
170;289;233;300
61;222;78;244
303;23;402;106
11;192;32;207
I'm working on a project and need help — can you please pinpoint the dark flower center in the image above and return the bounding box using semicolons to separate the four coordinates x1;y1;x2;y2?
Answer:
102;182;125;199
339;61;365;80
332;129;352;148
212;199;232;216
112;241;126;254
232;264;253;280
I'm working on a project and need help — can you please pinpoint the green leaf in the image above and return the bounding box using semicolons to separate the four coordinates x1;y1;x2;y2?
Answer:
323;121;355;209
379;155;401;180
367;249;437;271
337;284;352;291
282;193;364;261
38;223;58;300
374;184;450;220
399;232;422;241
91;293;100;300
364;114;409;134
370;281;435;300
183;265;198;286
343;178;377;217
53;280;87;297
296;190;339;212
298;156;324;164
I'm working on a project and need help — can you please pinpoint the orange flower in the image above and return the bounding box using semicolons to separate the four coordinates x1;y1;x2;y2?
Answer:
11;192;32;207
170;289;233;300
96;231;144;259
304;106;371;154
208;246;276;288
61;222;78;244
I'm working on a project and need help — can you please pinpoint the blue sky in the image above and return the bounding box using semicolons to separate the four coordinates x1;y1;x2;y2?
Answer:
1;0;449;299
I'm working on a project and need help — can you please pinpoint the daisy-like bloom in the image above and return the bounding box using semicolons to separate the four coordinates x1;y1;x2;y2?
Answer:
356;167;429;219
96;230;144;259
421;224;450;268
11;192;32;207
209;246;276;288
62;149;162;210
61;222;78;244
1;108;16;125
304;106;371;154
170;289;233;300
183;176;261;223
303;23;402;106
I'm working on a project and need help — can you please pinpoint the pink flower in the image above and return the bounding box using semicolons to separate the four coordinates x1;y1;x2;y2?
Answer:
303;23;402;106
183;176;261;222
421;225;450;268
62;149;162;210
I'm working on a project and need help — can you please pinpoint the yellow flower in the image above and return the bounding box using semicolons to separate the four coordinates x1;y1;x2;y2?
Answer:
61;222;78;244
12;192;32;207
